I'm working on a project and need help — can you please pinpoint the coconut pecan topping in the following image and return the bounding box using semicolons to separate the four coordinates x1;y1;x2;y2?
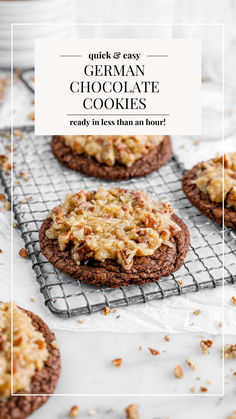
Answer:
194;153;236;210
62;135;164;167
0;302;49;398
46;188;180;270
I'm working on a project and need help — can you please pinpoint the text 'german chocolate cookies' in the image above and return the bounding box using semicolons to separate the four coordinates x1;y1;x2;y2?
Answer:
0;302;61;419
182;153;236;229
39;188;190;288
51;135;172;180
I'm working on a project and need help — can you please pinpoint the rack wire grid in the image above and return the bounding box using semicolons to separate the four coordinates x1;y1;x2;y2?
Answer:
0;128;235;317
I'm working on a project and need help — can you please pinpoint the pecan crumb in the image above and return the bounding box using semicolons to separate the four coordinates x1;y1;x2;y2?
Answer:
185;357;196;370
69;405;80;417
103;306;111;315
174;365;183;379
0;131;10;139
0;193;6;202
164;335;170;342
30;297;34;302
13;336;23;346
13;129;24;139
148;348;160;356
231;296;236;305
112;358;122;368
77;319;86;324
4;201;11;211
200;386;208;392
0;155;11;171
224;344;236;360
200;339;213;354
193;309;201;316
125;404;139;419
19;248;28;258
138;346;143;351
28;112;35;121
218;322;223;328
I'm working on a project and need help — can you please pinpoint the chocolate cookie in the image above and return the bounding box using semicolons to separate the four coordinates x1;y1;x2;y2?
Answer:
39;214;190;288
0;309;61;419
51;135;172;180
182;163;236;229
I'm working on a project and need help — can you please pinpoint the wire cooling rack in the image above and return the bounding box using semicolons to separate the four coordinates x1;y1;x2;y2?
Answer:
0;129;235;317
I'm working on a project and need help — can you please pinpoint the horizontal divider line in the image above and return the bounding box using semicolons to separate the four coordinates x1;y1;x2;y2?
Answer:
66;113;170;116
147;55;169;57
59;55;82;57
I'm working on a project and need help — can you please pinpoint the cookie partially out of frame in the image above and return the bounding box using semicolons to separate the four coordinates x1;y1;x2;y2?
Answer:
51;135;172;180
0;309;61;419
39;214;190;288
182;163;236;229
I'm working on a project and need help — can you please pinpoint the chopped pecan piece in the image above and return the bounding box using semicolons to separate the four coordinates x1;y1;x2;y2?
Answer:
112;358;122;368
125;404;139;419
148;348;160;356
231;296;236;305
103;306;111;316
200;339;213;354
69;405;80;417
19;248;28;258
72;242;94;262
13;336;23;346
4;201;11;211
0;154;11;171
224;344;236;360
174;365;183;379
185;357;196;370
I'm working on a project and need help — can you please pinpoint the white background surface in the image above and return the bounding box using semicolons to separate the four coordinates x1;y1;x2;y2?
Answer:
0;0;236;417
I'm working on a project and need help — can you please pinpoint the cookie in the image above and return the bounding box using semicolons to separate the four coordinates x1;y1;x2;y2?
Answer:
51;135;172;180
182;163;236;229
0;309;61;419
39;213;190;288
